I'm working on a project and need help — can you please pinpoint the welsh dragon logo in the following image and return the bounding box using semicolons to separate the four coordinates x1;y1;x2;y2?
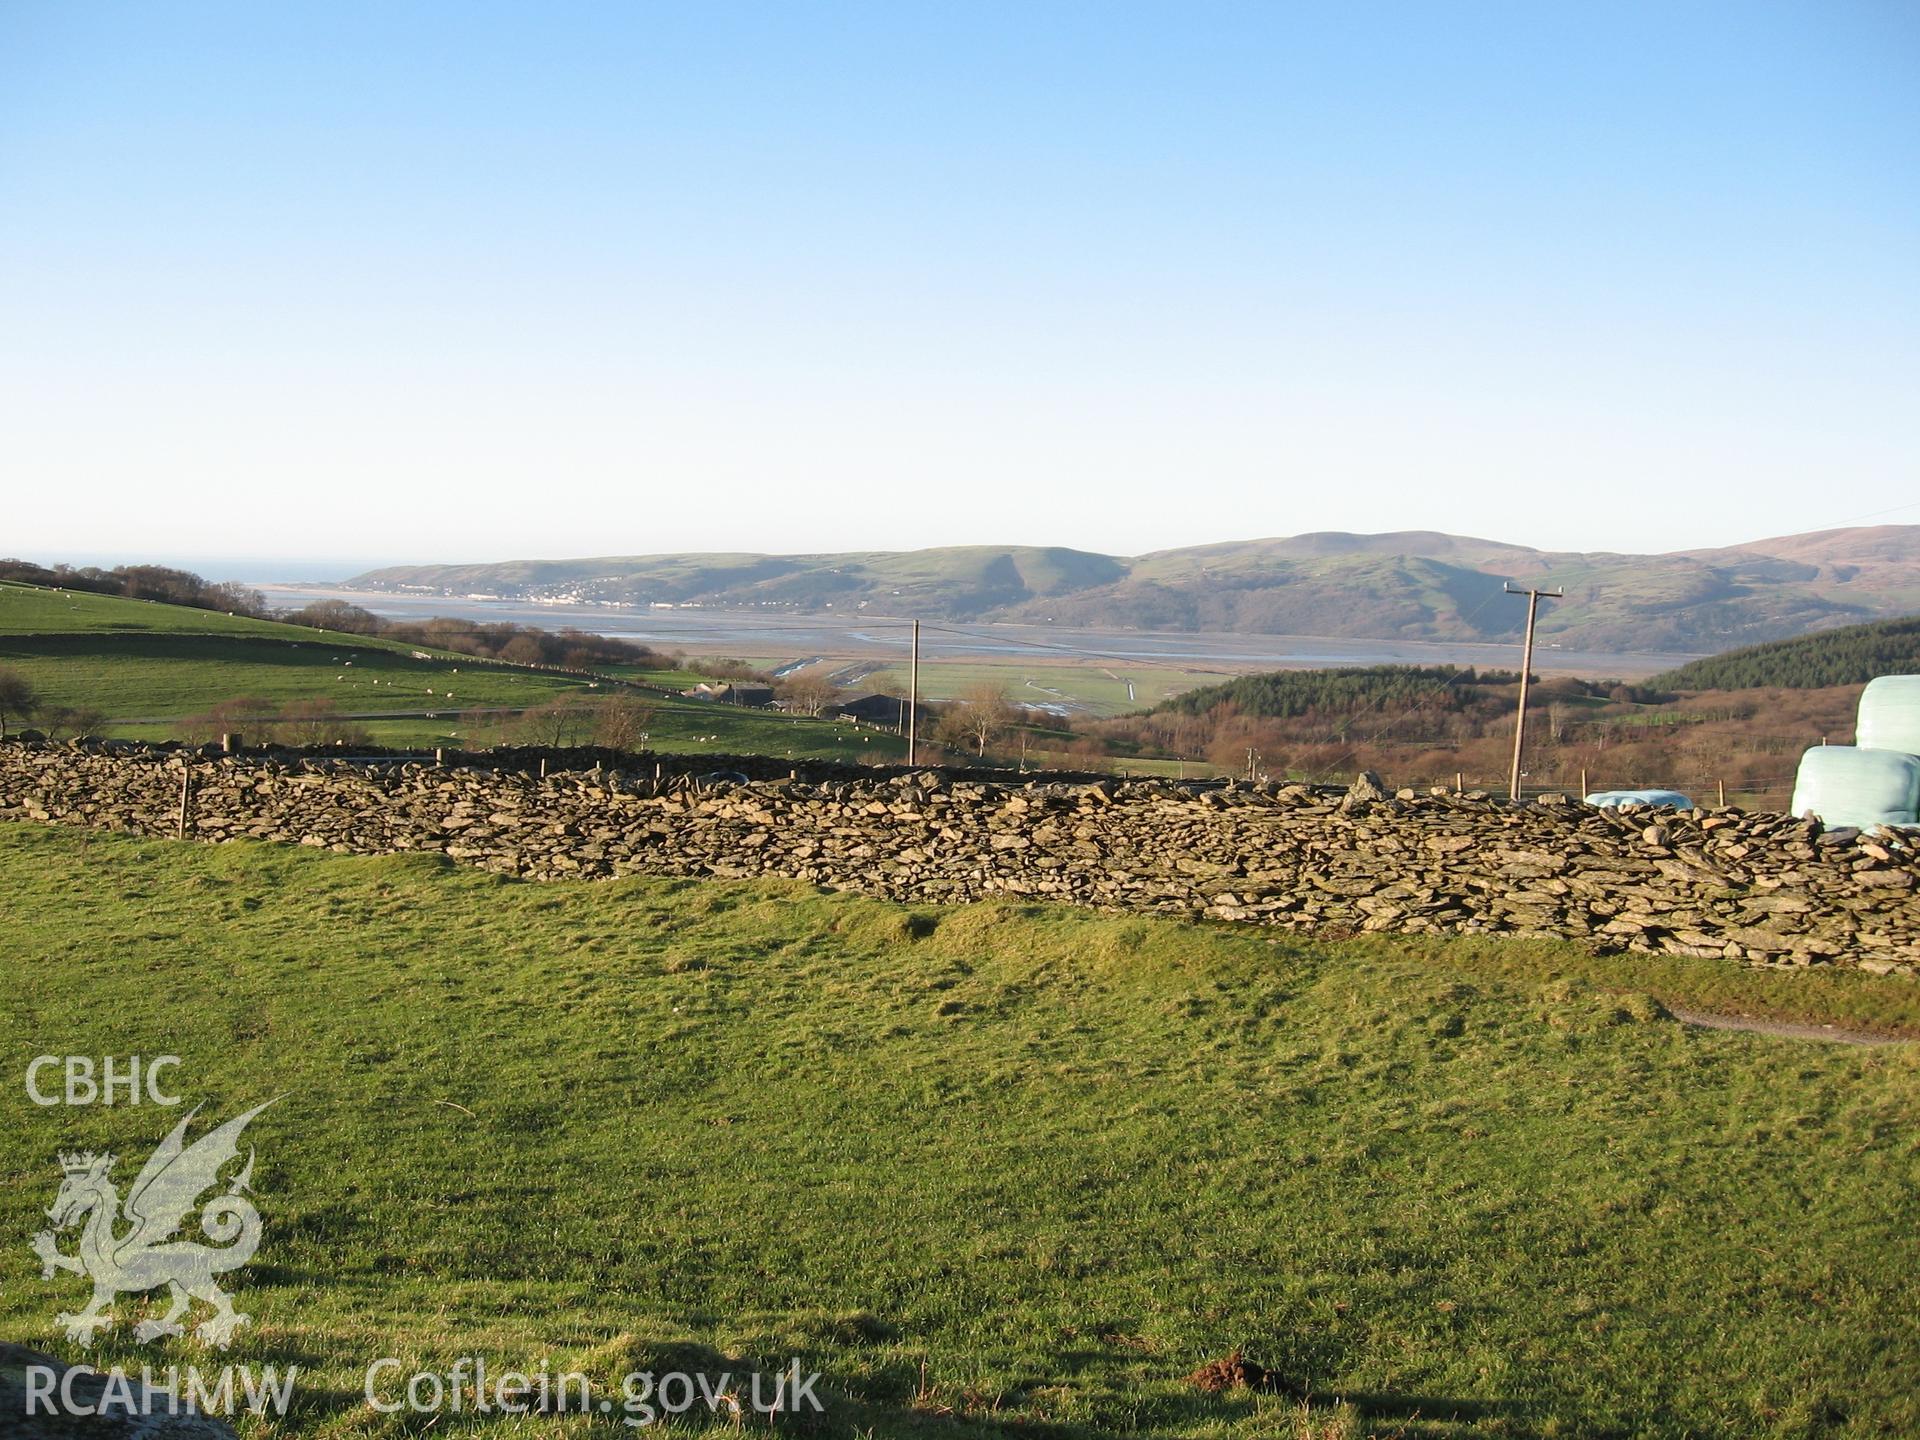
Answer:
30;1100;278;1349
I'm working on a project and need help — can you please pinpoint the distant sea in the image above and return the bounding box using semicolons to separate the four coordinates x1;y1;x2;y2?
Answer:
25;553;381;584
254;585;1701;680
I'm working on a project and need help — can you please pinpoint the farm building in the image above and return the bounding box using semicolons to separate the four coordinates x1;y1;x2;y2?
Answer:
685;682;777;707
825;693;909;726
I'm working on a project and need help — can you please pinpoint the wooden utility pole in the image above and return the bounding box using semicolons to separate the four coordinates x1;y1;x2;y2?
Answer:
906;621;920;767
1505;583;1563;801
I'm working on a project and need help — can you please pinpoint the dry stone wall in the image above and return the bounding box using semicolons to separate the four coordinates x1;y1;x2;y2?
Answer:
3;740;1917;973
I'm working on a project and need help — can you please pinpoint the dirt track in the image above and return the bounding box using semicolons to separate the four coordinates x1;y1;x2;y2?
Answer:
1668;1006;1911;1046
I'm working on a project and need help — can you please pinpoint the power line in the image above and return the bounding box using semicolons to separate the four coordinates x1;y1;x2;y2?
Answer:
1798;497;1920;529
1505;584;1563;799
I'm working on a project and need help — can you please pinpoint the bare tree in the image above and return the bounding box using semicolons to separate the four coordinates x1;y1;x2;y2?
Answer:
202;581;271;618
593;695;656;751
514;694;594;747
500;634;547;667
37;704;106;742
931;706;974;756
180;696;277;745
778;669;841;717
1064;735;1111;772
0;668;40;738
274;697;372;747
456;707;505;749
285;599;384;635
954;683;1017;757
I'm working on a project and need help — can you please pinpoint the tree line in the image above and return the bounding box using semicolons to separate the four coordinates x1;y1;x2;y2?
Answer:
1650;616;1920;691
278;599;678;670
0;559;271;619
1162;665;1524;720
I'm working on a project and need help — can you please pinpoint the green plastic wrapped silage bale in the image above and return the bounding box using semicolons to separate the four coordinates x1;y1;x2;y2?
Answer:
1856;675;1920;757
1788;745;1920;829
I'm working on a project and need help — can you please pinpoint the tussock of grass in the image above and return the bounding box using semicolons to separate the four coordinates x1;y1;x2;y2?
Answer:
2;823;1917;1437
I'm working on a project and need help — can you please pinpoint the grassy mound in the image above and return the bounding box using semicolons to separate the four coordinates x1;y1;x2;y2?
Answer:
2;824;1916;1437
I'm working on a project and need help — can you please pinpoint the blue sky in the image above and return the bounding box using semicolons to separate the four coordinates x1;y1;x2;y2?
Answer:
2;1;1915;573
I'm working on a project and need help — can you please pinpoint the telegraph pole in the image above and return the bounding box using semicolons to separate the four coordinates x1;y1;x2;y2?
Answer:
906;620;920;766
1505;583;1563;801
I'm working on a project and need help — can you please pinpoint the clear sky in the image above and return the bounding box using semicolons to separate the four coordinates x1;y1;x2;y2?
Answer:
2;1;1915;575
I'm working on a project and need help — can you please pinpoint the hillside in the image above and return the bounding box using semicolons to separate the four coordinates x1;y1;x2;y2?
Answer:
0;580;587;730
345;525;1920;653
4;824;1918;1436
0;582;907;762
1650;614;1920;691
352;545;1128;614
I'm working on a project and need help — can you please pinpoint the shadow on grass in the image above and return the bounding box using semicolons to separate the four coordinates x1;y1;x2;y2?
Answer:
5;632;356;668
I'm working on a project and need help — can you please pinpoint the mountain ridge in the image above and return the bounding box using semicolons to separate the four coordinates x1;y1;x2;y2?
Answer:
343;525;1920;654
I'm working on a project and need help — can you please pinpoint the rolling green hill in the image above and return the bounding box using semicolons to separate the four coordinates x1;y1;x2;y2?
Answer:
0;581;587;726
346;525;1920;653
1650;615;1920;691
3;824;1916;1437
354;545;1128;614
0;582;904;762
0;581;405;645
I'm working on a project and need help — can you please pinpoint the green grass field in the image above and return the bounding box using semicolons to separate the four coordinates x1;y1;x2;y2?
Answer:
0;584;905;763
853;660;1219;716
5;630;582;722
445;704;906;766
3;823;1916;1438
0;582;585;719
0;584;398;642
